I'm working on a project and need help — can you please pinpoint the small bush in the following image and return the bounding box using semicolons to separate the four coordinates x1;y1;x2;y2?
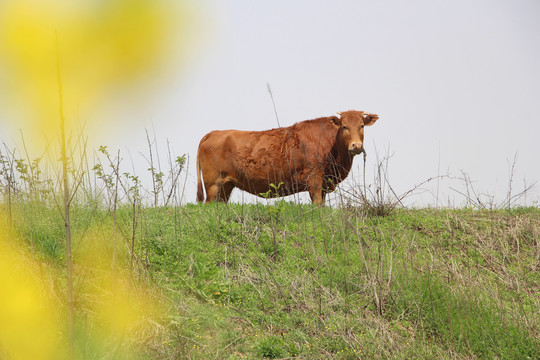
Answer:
253;336;284;359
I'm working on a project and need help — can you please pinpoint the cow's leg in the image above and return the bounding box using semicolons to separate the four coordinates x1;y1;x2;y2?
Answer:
308;190;324;205
205;180;234;203
217;181;235;203
307;178;324;205
205;184;219;203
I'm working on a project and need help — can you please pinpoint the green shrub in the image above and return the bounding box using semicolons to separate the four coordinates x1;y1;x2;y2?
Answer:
253;336;284;359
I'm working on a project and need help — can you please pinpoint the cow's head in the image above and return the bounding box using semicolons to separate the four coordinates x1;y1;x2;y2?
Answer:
332;110;379;155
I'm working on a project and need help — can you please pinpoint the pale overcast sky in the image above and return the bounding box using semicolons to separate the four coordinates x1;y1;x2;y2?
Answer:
2;0;540;206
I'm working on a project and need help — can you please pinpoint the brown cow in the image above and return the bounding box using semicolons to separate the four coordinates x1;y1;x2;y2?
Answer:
196;110;379;204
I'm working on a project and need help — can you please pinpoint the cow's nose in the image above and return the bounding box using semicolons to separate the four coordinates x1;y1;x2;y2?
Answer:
349;143;364;155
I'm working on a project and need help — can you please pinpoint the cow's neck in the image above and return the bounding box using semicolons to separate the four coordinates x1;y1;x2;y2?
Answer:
329;140;354;182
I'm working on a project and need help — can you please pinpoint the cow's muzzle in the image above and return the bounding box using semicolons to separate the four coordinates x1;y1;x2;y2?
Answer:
348;143;364;155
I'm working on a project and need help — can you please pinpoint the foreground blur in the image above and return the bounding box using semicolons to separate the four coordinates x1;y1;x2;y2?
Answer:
0;212;167;359
0;0;195;152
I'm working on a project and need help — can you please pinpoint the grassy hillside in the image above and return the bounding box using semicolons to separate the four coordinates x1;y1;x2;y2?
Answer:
7;200;539;359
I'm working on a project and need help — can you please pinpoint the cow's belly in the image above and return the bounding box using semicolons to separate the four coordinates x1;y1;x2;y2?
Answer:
232;162;309;197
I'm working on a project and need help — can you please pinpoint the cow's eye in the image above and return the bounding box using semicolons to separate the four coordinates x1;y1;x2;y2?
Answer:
342;126;349;131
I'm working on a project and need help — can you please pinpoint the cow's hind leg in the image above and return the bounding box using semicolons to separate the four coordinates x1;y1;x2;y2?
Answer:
203;183;217;202
218;181;234;202
205;180;234;203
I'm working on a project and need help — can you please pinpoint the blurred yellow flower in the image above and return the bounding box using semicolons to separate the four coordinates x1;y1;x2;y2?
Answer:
75;226;164;340
0;0;196;150
0;215;64;360
0;215;169;358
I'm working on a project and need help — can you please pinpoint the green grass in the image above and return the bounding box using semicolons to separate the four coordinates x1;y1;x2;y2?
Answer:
7;200;540;359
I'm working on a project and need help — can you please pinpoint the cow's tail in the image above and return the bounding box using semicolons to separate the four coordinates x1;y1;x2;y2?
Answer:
196;145;205;202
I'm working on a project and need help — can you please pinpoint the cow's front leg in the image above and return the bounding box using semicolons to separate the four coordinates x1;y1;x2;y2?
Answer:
307;178;325;205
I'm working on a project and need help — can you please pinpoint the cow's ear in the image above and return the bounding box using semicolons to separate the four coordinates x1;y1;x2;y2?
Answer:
330;116;341;126
364;113;379;126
